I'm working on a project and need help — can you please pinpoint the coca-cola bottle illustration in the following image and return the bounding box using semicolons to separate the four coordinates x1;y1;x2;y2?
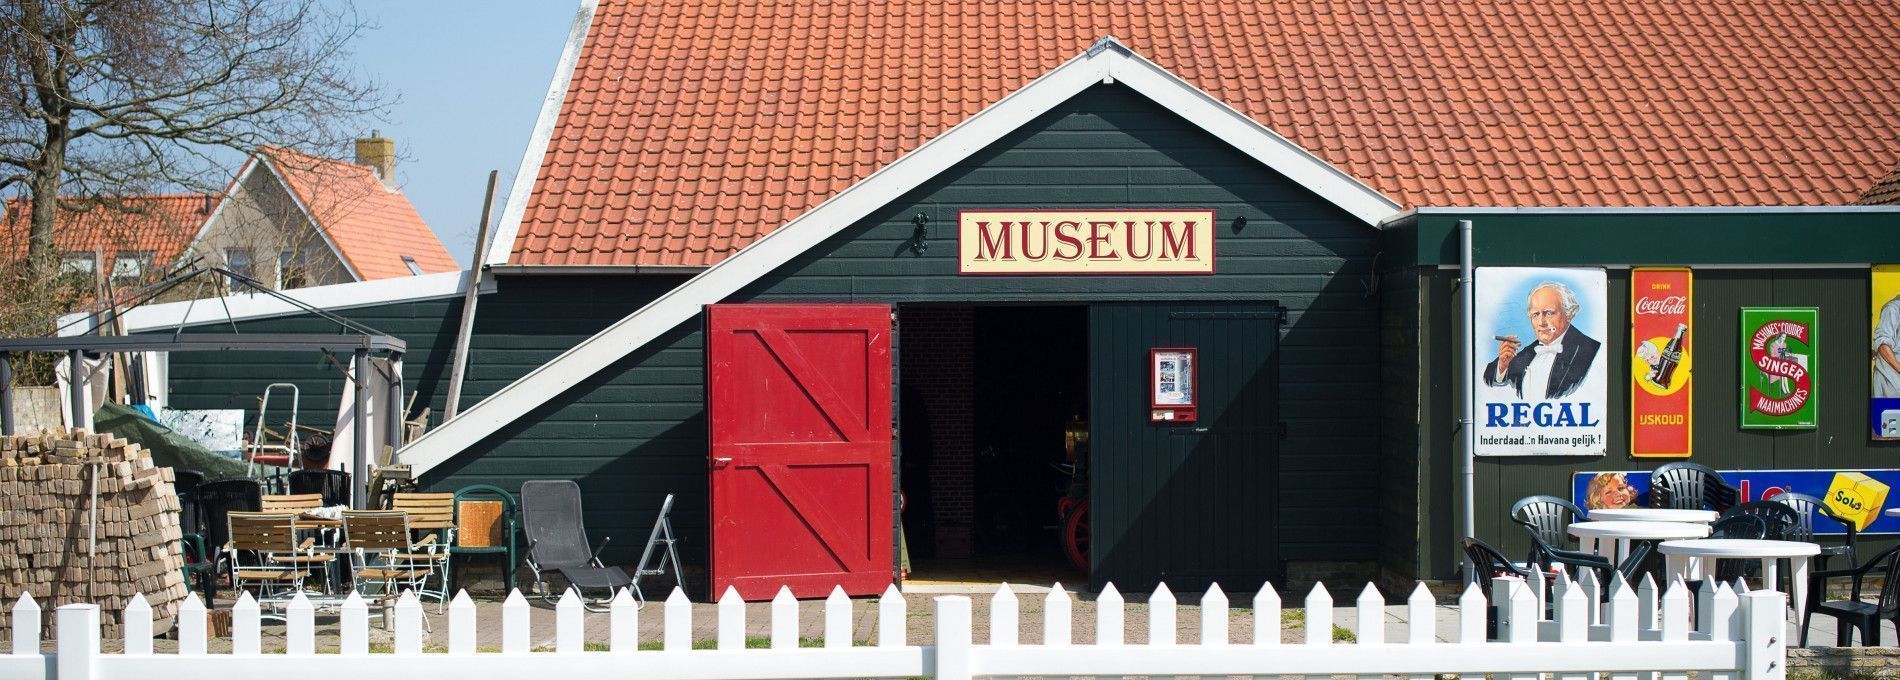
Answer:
1650;323;1688;388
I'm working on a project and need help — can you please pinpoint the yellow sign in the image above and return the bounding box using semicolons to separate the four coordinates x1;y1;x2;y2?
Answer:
958;210;1216;275
1825;471;1891;530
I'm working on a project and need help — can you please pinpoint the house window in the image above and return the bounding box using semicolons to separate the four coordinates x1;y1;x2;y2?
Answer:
401;255;424;276
59;253;96;276
278;250;306;289
112;251;152;282
225;248;253;284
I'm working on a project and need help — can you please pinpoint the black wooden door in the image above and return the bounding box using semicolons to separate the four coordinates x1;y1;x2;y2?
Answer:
1088;302;1283;594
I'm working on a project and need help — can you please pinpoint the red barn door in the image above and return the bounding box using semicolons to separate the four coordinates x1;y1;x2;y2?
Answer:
706;303;894;599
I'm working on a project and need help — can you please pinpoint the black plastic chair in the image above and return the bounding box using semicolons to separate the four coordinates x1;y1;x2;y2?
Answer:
1650;462;1738;512
288;469;352;507
170;469;215;601
522;480;632;610
1801;544;1900;647
1769;491;1859;570
1722;501;1800;540
1464;537;1537;640
1703;513;1770;585
197;478;264;550
196;478;263;592
1510;495;1585;565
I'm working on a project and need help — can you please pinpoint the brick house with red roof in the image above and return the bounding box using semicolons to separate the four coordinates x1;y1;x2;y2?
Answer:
189;139;459;289
114;2;1900;594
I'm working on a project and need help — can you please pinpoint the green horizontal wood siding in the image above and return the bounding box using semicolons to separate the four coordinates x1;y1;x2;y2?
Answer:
163;84;1383;580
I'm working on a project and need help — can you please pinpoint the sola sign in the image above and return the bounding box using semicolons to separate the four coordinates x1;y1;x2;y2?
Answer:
1630;269;1692;458
1741;307;1818;429
958;210;1215;274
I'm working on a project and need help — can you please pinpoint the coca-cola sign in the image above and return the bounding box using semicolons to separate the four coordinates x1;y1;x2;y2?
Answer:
1630;269;1693;457
1634;295;1687;316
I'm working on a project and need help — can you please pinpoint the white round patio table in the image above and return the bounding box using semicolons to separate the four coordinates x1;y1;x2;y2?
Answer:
1588;508;1719;523
1658;539;1820;622
1567;521;1710;565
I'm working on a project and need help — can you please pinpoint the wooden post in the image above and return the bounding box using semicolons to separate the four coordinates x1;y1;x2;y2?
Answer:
444;170;500;419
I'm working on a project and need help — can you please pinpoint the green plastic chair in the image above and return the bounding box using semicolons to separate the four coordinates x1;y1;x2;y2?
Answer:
450;484;519;592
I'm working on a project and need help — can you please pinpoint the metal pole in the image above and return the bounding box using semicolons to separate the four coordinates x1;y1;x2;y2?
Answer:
1459;219;1477;564
68;350;85;431
1;352;14;436
444;170;500;419
352;348;370;508
386;353;405;451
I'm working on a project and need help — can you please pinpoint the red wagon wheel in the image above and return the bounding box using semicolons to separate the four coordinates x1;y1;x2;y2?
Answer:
1062;500;1090;572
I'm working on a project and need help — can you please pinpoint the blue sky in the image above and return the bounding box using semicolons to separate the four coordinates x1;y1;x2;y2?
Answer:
342;2;577;267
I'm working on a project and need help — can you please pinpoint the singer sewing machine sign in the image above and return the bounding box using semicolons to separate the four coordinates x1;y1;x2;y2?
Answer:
1472;267;1609;456
1740;307;1819;429
1630;268;1693;457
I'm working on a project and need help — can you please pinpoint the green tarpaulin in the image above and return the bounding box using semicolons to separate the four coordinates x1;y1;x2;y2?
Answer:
92;402;283;480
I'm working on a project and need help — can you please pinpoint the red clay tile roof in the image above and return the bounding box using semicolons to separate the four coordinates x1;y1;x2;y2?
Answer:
260;146;460;280
511;0;1900;267
1;194;213;269
1859;165;1900;205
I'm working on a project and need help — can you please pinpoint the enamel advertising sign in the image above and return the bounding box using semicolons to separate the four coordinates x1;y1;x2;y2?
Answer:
958;210;1216;275
1473;267;1609;456
1630;268;1692;457
1873;266;1900;440
1740;307;1819;429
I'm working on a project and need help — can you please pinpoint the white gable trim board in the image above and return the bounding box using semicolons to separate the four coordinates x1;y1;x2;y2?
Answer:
60;270;491;336
483;0;601;267
396;38;1404;475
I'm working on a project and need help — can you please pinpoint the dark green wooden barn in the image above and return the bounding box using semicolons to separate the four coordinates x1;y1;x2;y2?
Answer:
115;14;1900;597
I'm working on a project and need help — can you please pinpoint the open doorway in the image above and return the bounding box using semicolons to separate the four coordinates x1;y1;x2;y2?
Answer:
898;304;1088;588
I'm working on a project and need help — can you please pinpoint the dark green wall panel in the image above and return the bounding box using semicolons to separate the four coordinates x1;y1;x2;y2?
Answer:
1404;266;1900;580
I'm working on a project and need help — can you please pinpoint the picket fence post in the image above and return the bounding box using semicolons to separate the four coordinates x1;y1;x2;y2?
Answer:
176;594;206;656
824;586;852;648
934;595;972;680
286;593;314;656
554;589;583;654
1043;584;1071;647
121;594;151;656
449;590;477;655
55;604;97;680
12;593;41;657
1741;589;1787;680
610;588;637;653
1305;583;1332;646
502;589;529;654
340;591;369;656
232;592;260;655
878;584;907;647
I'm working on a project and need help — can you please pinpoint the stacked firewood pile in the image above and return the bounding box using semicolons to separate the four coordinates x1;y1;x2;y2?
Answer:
0;429;187;638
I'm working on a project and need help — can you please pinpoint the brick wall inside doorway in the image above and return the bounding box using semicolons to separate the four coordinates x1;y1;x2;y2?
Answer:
900;305;975;558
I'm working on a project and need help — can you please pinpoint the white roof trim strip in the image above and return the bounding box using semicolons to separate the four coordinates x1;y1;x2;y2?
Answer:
484;0;599;267
76;270;489;335
397;38;1402;475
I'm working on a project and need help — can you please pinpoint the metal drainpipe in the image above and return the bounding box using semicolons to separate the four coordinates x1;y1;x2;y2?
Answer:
353;348;371;508
1459;219;1477;562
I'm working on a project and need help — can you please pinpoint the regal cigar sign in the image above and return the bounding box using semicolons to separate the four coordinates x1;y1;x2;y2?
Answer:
958;210;1216;274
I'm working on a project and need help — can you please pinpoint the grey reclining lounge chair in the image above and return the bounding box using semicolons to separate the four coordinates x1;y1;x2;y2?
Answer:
522;480;633;610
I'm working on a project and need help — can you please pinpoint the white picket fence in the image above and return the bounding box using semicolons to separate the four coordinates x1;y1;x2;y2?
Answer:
0;571;1786;680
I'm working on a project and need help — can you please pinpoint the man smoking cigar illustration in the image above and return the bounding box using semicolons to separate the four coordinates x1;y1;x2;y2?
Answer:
1485;281;1602;400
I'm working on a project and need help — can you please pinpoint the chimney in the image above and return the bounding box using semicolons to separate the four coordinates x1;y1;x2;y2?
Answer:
354;131;397;189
